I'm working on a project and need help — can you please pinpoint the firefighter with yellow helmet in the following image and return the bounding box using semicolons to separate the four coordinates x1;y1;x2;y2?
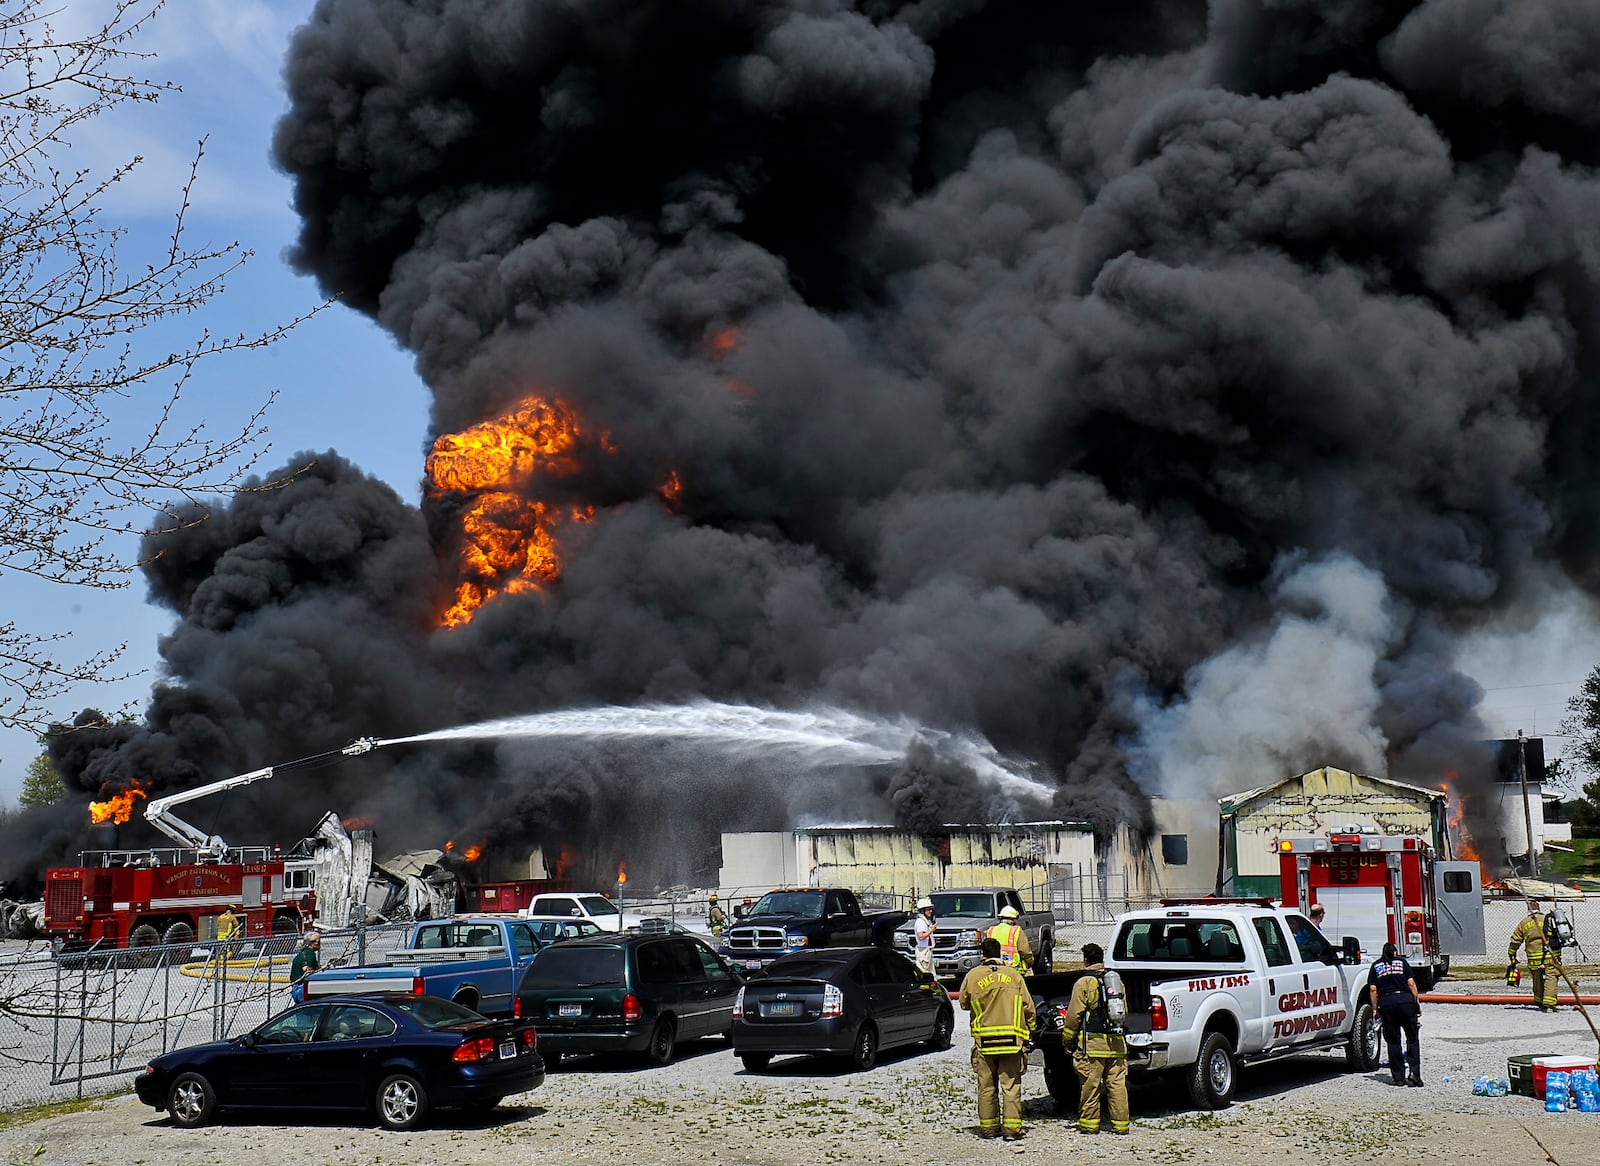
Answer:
1508;898;1559;1012
987;904;1033;971
958;935;1037;1140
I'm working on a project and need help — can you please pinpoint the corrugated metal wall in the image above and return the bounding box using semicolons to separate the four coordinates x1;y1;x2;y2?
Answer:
796;825;1096;908
1224;767;1443;897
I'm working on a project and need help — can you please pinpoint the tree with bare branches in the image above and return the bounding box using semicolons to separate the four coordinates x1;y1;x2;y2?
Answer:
0;0;310;733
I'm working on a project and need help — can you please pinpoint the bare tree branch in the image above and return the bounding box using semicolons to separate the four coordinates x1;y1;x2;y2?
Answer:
0;0;321;732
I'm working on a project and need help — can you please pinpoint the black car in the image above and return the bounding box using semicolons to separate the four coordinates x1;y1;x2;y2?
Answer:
133;994;544;1131
515;931;741;1067
731;947;954;1071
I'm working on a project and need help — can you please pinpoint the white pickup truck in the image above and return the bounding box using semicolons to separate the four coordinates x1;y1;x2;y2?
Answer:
1032;899;1380;1110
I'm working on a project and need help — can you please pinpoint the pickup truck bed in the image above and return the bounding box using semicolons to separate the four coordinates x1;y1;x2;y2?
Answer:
297;917;541;1017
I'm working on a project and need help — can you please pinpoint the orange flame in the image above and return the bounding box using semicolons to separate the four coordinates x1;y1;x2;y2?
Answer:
342;815;374;830
464;842;483;862
1442;779;1496;885
88;782;147;825
617;861;627;885
552;845;577;879
659;471;683;509
427;396;593;627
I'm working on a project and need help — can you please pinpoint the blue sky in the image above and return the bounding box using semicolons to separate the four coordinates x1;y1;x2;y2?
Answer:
0;1;1595;807
0;1;430;802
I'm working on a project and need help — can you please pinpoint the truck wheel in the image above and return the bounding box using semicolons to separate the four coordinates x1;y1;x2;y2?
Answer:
1035;940;1054;975
1044;1058;1081;1110
1413;968;1435;993
1345;1000;1381;1071
162;921;195;949
376;1072;429;1130
850;1023;879;1071
740;1052;772;1072
128;924;161;968
1187;1031;1237;1109
644;1017;677;1067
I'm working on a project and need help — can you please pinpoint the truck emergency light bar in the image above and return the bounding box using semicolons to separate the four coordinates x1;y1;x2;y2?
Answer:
1277;833;1426;854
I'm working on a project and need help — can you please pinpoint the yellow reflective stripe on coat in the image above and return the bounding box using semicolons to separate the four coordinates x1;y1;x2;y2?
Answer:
970;994;1031;1051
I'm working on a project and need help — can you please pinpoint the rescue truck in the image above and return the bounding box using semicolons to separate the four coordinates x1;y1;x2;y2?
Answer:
44;740;380;952
1276;824;1485;990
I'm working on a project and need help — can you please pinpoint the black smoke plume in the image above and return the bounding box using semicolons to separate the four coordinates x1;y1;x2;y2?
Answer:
8;0;1600;887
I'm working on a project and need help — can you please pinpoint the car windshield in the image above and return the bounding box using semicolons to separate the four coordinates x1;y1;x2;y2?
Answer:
748;891;825;918
929;894;999;918
521;945;626;988
579;895;621;917
386;996;488;1028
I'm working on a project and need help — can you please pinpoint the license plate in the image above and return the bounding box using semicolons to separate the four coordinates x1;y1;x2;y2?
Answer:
766;1001;799;1017
744;960;763;971
499;1041;517;1059
558;1003;582;1017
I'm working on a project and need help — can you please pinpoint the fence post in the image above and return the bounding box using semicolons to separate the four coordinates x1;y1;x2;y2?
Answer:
356;903;368;967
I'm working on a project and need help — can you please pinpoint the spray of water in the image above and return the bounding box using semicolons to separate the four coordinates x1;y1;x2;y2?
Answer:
376;700;1055;804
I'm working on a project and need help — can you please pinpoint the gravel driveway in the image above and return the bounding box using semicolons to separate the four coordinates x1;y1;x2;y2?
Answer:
5;985;1600;1165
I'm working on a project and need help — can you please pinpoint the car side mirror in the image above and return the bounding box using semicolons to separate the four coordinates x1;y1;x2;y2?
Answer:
1341;936;1361;964
236;1032;257;1048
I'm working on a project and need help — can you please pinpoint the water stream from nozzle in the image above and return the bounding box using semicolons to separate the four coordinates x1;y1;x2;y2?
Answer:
369;701;1055;802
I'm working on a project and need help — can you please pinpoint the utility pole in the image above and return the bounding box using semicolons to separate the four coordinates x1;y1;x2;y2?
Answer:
1519;729;1538;879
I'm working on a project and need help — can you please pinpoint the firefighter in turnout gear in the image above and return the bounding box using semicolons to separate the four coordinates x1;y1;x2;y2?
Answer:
986;904;1033;971
958;936;1037;1141
1508;898;1560;1011
1061;942;1130;1136
708;894;728;936
216;904;242;960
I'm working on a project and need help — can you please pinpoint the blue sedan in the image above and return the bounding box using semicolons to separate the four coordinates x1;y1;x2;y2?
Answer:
133;994;544;1130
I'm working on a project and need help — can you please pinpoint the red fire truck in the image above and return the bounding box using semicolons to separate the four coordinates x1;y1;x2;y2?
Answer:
44;849;316;951
1277;825;1485;989
44;739;378;952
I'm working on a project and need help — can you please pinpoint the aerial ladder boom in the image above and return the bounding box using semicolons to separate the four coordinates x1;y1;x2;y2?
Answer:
142;737;380;858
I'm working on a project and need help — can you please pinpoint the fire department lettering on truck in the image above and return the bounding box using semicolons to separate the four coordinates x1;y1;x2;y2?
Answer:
1187;974;1251;992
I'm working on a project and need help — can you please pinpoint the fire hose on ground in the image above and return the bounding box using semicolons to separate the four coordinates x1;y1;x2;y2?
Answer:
1424;961;1600;1058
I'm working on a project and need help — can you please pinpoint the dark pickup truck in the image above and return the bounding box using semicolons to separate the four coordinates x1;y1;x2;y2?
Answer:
719;888;910;973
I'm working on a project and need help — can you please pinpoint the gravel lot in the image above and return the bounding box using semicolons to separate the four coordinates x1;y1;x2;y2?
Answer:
5;981;1600;1166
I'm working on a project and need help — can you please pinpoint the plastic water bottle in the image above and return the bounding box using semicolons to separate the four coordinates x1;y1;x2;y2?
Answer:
1546;1071;1571;1113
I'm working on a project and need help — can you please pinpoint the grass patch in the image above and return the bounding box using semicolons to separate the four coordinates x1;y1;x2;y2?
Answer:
0;1098;102;1130
1547;839;1600;882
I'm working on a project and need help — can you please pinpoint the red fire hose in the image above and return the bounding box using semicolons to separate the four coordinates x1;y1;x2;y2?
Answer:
1421;993;1600;1005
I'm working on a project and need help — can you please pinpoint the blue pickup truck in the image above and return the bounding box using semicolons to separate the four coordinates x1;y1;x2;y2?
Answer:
295;916;542;1017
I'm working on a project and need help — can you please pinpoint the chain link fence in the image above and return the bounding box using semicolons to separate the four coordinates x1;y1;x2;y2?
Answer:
0;922;414;1111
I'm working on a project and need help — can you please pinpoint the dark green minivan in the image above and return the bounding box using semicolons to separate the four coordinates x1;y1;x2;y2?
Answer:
515;931;742;1067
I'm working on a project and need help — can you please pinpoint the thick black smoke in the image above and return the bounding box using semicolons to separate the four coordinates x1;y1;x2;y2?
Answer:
10;0;1600;886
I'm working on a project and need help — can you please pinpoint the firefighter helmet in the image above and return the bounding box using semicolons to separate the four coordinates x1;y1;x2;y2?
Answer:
999;905;1020;920
916;898;934;911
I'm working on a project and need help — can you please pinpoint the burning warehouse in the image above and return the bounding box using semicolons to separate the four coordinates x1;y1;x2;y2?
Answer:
8;1;1600;892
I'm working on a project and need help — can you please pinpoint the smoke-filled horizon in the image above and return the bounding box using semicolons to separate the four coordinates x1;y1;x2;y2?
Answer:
10;0;1600;887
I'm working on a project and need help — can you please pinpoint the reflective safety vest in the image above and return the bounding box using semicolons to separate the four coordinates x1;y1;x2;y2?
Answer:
987;921;1026;969
959;960;1036;1055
